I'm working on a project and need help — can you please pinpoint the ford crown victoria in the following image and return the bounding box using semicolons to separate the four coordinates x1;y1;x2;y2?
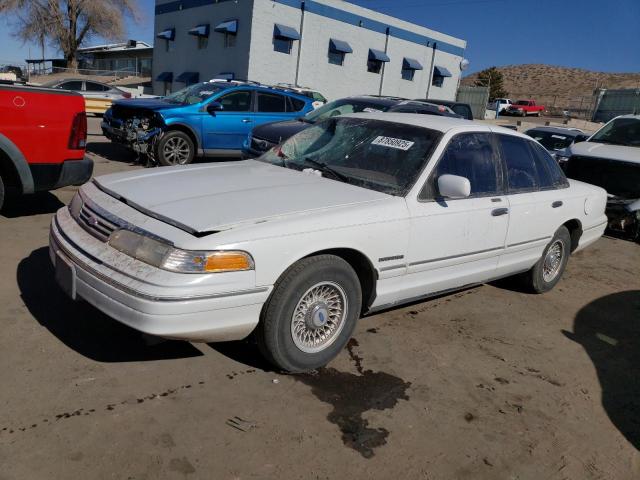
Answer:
50;114;607;372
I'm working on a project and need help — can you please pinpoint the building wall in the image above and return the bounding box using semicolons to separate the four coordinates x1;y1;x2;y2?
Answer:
152;0;254;94
153;0;466;101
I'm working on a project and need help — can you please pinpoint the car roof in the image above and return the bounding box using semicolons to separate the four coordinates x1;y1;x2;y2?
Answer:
209;81;312;101
341;95;406;106
525;126;584;137
342;111;531;138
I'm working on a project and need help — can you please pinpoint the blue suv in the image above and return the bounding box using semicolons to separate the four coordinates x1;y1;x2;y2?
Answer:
101;81;315;166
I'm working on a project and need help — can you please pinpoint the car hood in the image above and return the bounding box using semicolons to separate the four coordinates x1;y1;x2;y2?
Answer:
570;141;640;163
251;119;311;143
112;98;179;111
93;160;389;234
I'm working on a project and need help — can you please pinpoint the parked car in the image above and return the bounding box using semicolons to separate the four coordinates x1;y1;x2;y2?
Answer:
388;100;463;118
0;84;93;210
561;114;640;241
489;98;513;113
42;78;132;115
524;126;589;161
101;81;315;166
242;95;406;158
272;84;328;109
50;113;606;372
507;99;545;117
417;99;474;120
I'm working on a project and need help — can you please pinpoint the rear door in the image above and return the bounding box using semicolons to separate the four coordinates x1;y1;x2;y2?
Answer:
202;89;254;151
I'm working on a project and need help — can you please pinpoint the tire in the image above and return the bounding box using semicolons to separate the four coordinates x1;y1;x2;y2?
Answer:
256;255;362;372
156;130;195;166
524;226;571;293
0;174;5;211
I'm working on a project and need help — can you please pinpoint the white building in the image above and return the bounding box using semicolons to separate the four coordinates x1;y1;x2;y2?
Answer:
153;0;467;101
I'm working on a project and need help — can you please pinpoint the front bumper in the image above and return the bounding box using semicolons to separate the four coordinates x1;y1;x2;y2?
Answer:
49;208;271;342
29;157;94;192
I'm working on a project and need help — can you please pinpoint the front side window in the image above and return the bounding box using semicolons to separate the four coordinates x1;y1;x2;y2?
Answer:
274;37;292;54
257;92;286;113
424;133;500;199
497;134;539;192
258;117;442;196
218;90;252;112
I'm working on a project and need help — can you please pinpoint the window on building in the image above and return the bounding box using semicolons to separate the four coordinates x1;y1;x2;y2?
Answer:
431;66;451;88
497;134;539;192
328;50;345;66
367;59;383;74
198;36;208;49
224;32;236;48
257;92;287;113
218;90;252;112
401;68;415;81
432;74;445;87
273;37;292;54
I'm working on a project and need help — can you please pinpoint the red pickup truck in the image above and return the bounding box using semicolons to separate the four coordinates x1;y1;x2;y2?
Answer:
508;99;545;117
0;84;93;209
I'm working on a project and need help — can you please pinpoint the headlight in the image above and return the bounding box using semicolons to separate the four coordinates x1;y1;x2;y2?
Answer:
108;229;254;273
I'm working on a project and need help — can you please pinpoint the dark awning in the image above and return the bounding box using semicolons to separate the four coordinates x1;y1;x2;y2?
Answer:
433;66;452;77
214;19;238;34
329;38;353;54
175;71;199;83
403;58;423;70
188;24;210;37
156;71;173;82
273;23;300;40
368;49;390;62
156;28;175;41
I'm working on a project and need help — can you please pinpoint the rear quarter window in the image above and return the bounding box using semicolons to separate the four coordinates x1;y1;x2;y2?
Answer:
288;96;307;112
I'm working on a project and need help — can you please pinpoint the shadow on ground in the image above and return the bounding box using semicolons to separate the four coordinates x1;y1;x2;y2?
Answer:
563;290;640;450
1;192;64;218
208;340;274;372
87;141;138;163
17;247;202;362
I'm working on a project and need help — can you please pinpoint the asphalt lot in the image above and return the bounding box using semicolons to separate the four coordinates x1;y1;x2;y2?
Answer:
1;117;639;479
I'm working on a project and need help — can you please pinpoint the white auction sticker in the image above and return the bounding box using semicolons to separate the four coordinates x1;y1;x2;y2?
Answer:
371;136;415;150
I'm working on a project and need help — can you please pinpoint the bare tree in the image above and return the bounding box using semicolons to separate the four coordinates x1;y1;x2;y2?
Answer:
0;0;138;71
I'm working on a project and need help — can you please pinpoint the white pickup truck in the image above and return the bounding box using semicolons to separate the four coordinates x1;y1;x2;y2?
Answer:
489;98;513;113
560;114;640;241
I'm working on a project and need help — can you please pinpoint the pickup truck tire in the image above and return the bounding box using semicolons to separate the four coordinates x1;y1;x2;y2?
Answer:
156;131;195;166
256;254;362;372
525;226;571;293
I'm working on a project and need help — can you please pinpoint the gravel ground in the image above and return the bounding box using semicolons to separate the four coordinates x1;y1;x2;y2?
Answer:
1;117;638;479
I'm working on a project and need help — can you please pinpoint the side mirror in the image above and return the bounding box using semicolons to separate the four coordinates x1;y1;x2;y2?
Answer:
438;174;471;199
206;102;224;115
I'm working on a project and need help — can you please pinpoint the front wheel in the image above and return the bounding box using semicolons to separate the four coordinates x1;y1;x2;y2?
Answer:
524;226;571;293
256;255;362;372
156;131;195;166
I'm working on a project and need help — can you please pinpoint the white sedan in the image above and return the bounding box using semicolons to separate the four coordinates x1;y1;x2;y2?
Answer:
49;113;608;372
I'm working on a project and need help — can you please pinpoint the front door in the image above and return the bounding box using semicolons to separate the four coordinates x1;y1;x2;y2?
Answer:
404;132;509;299
202;89;254;152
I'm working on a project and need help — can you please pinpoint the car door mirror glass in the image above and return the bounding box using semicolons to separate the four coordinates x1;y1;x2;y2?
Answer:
207;102;224;115
438;174;471;199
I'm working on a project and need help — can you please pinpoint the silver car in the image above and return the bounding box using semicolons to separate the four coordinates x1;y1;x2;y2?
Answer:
43;78;131;114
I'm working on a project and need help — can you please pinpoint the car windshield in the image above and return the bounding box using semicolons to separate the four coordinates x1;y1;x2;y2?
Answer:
590;117;640;147
527;130;575;151
164;83;224;105
304;99;390;124
257;117;441;196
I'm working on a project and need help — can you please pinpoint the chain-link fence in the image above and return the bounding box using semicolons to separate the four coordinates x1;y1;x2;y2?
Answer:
505;92;598;120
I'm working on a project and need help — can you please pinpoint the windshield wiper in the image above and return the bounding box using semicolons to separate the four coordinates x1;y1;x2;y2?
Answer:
302;158;351;183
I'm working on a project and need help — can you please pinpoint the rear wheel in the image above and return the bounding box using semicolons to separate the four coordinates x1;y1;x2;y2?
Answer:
156;131;195;166
524;226;571;293
256;255;362;372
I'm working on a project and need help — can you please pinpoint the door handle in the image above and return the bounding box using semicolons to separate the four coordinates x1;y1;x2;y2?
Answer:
241;118;252;123
491;197;502;203
552;201;563;208
491;207;509;216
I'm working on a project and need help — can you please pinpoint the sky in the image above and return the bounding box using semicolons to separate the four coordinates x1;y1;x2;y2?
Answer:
1;0;639;75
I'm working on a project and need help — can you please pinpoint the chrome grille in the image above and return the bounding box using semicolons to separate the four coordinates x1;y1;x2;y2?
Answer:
77;202;119;241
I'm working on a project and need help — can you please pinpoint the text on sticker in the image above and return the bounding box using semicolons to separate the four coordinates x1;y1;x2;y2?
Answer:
372;136;415;151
